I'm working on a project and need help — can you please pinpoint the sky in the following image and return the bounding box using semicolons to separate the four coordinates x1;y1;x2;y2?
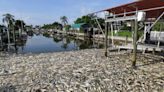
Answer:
0;0;134;26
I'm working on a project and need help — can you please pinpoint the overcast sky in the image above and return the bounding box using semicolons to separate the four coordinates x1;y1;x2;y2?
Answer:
0;0;134;26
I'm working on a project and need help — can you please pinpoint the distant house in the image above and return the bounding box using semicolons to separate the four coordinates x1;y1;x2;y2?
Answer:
71;23;90;32
71;23;94;38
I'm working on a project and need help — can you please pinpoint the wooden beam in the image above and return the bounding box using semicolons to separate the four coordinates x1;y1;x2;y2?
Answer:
105;15;136;22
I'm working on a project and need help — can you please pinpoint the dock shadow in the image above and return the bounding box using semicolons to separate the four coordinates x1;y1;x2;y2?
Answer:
0;85;17;92
137;55;164;67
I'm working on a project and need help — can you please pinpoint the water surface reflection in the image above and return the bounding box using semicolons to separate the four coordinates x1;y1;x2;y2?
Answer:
12;34;104;54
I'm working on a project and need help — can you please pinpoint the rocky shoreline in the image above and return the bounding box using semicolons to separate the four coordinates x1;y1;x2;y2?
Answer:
0;49;164;92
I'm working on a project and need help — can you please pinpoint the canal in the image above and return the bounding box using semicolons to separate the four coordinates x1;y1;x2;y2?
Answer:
4;34;104;54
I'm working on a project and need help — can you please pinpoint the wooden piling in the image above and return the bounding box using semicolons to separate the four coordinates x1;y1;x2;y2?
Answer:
125;35;128;45
0;35;2;48
111;23;114;46
152;48;156;55
105;22;109;57
132;18;138;68
12;25;16;46
7;27;10;50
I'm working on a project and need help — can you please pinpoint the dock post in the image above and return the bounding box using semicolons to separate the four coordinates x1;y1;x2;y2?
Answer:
157;23;162;48
111;23;114;46
105;22;109;57
7;28;10;50
13;26;16;45
152;48;156;55
125;35;128;45
0;35;2;49
132;17;138;68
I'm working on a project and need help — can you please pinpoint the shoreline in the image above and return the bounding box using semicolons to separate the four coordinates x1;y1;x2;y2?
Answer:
0;49;164;91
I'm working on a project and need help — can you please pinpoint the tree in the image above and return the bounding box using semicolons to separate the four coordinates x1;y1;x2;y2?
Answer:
52;22;63;30
60;16;68;31
15;20;26;30
42;22;63;30
74;16;92;24
2;13;16;45
74;15;105;29
2;13;15;30
15;20;26;36
153;22;164;31
65;25;71;31
60;16;68;26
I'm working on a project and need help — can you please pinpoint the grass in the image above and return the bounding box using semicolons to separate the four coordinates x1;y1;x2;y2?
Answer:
109;31;144;38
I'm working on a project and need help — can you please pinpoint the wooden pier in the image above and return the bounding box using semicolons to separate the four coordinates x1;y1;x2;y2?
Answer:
115;44;164;52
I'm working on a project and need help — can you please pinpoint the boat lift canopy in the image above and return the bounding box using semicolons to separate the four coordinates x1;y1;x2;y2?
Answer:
103;0;164;20
90;0;164;67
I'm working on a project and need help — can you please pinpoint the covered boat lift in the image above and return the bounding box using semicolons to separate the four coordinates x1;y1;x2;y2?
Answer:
91;0;164;67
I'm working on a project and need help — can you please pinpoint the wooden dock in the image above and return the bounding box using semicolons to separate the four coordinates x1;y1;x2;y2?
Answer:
115;44;164;52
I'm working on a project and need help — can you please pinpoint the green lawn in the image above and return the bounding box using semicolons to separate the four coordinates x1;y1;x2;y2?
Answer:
109;31;143;38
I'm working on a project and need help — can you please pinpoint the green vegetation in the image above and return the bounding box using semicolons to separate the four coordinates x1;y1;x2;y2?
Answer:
109;31;143;38
53;37;62;43
2;13;15;31
15;20;26;31
42;16;69;31
2;13;26;33
74;15;105;29
60;16;68;26
43;32;50;38
42;22;63;30
60;16;69;30
152;22;164;31
65;25;71;31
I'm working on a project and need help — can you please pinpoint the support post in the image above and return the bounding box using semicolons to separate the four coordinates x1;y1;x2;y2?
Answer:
0;34;2;48
157;22;162;48
125;35;128;45
105;22;109;57
21;21;24;37
12;25;16;45
152;48;155;55
7;27;10;50
111;23;114;46
132;19;138;68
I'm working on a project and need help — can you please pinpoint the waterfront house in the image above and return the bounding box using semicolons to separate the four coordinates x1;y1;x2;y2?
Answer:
71;23;90;32
71;23;94;38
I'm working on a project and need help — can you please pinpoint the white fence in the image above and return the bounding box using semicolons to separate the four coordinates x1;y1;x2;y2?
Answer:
150;31;164;42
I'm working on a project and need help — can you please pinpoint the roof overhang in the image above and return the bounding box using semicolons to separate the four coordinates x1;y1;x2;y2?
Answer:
94;0;164;19
104;0;164;18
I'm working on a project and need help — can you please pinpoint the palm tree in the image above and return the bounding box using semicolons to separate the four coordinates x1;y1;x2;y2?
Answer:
15;20;25;37
2;13;16;47
60;16;68;31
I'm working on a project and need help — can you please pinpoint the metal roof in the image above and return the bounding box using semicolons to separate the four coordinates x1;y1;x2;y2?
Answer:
71;23;85;28
104;0;164;18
